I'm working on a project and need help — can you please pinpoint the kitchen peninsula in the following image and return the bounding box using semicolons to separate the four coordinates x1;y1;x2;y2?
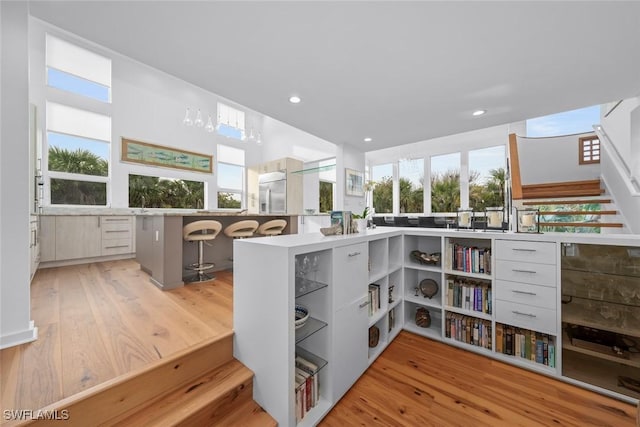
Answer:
136;211;298;290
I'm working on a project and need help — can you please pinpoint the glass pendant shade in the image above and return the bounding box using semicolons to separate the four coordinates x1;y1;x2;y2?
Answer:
205;115;214;132
194;109;204;127
183;108;193;126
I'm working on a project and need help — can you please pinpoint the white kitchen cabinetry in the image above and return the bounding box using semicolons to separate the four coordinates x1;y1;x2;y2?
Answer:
494;239;557;373
332;243;368;400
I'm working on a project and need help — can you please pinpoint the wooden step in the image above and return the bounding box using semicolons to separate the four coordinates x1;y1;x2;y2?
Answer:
522;198;612;206
540;222;624;228
522;188;604;199
10;331;234;427
521;179;604;199
114;359;261;426
538;210;617;216
212;397;277;427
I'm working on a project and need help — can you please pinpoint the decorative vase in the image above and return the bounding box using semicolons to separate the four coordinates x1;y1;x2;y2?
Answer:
415;307;431;328
369;325;380;347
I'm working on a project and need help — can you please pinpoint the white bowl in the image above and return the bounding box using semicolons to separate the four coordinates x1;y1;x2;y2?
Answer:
295;304;309;329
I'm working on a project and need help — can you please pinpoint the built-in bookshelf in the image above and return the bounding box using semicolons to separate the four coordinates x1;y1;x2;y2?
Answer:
444;312;492;351
367;234;405;364
294;249;331;425
495;322;556;369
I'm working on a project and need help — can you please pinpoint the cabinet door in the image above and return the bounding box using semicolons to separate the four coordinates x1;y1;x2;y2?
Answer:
55;216;102;260
332;295;369;400
333;243;368;310
39;216;56;262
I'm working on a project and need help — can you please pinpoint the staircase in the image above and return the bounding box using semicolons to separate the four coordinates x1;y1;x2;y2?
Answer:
518;179;625;232
8;331;276;427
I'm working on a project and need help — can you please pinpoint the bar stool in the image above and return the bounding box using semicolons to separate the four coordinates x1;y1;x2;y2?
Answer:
223;220;259;239
183;220;222;282
257;219;287;236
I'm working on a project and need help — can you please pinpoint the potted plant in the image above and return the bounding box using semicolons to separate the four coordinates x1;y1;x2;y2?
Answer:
352;207;370;232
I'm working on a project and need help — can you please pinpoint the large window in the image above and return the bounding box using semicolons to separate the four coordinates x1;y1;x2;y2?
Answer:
46;102;111;205
371;163;393;214
526;105;600;137
430;153;460;213
46;33;111;102
469;146;506;211
129;174;204;209
318;159;336;213
45;35;112;206
217;144;245;208
399;158;424;213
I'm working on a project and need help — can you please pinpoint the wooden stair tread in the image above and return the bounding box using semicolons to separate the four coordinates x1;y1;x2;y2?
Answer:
538;210;617;216
540;222;624;228
12;332;235;427
521;179;601;190
522;188;605;199
523;199;612;205
115;359;254;426
212;398;277;427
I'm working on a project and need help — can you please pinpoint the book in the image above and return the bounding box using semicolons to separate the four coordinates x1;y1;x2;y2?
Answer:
535;338;544;364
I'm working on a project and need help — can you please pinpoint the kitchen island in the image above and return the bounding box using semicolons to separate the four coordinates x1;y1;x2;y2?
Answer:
135;212;298;290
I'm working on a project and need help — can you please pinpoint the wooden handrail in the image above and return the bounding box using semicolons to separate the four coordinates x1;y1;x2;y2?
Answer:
509;133;522;200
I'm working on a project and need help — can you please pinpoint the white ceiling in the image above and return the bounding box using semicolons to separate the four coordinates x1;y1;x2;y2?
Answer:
29;1;640;152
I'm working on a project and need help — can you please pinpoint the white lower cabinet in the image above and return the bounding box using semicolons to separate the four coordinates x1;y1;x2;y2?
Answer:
332;295;368;400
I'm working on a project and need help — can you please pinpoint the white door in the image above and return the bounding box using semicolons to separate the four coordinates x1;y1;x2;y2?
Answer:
332;295;369;401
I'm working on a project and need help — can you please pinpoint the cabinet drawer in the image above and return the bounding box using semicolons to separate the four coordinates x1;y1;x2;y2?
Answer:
102;226;132;239
495;300;556;334
496;240;556;264
495;280;556;310
496;260;556;287
102;238;133;255
333;242;368;308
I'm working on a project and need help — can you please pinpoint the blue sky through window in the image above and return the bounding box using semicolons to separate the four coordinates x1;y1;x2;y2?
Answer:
48;68;110;102
217;123;244;140
526;105;600;137
48;132;109;160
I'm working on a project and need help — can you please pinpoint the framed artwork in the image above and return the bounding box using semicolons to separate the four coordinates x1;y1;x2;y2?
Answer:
121;138;213;174
345;168;364;196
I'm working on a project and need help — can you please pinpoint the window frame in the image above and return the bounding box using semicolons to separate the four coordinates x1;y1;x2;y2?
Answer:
217;144;246;210
579;136;601;165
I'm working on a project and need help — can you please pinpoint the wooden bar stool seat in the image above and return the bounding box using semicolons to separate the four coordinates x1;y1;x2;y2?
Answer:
257;219;287;236
223;220;259;239
183;220;222;282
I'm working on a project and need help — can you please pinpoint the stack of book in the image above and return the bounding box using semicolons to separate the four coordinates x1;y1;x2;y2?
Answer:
329;211;354;234
294;353;320;422
446;241;492;274
495;323;555;367
445;312;492;350
368;283;381;316
446;277;492;314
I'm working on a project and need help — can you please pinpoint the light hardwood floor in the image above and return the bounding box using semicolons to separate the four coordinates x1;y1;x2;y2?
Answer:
321;331;637;427
1;259;637;426
1;259;233;416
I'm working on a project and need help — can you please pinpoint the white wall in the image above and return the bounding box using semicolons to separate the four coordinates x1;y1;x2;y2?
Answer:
517;133;600;184
601;98;640;168
1;2;37;349
30;19;337;211
336;143;366;214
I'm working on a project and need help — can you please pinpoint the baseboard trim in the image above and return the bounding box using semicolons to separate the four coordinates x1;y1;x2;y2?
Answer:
0;320;38;349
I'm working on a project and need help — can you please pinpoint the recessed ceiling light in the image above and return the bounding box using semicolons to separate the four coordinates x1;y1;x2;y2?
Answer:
289;95;301;104
363;137;372;142
472;109;486;116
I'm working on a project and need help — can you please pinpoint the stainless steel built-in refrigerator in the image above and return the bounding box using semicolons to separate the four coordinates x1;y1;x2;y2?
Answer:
259;171;286;214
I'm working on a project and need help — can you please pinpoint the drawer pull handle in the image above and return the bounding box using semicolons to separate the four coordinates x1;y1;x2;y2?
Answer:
512;310;536;318
105;230;129;233
105;245;130;249
512;248;536;252
512;269;537;274
359;301;370;308
104;218;130;222
512;290;537;296
348;251;361;257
